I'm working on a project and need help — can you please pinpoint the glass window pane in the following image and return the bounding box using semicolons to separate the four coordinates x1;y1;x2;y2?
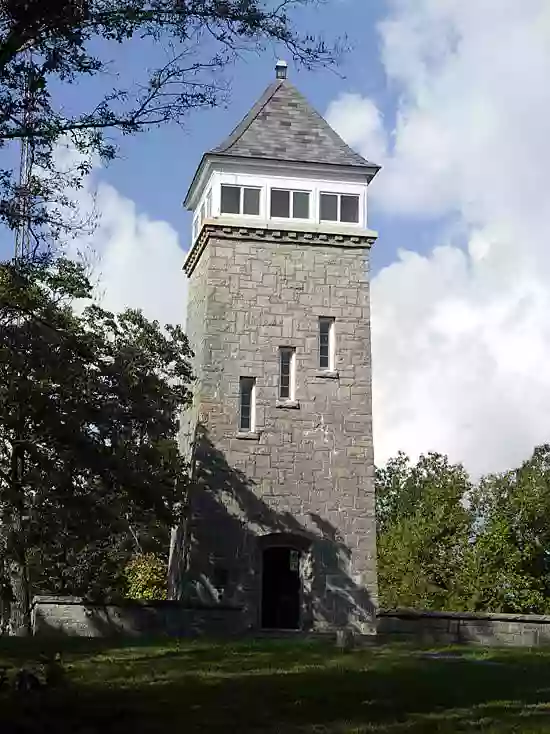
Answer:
320;193;338;221
280;349;291;399
221;185;240;214
319;319;331;369
243;188;260;215
239;378;254;431
271;189;290;218
205;190;212;218
340;195;359;223
240;409;250;431
293;191;310;219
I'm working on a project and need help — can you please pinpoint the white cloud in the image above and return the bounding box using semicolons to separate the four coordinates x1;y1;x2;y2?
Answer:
325;94;387;165
85;181;187;327
327;0;550;476
55;144;187;329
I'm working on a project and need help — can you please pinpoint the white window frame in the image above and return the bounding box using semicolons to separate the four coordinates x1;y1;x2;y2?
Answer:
269;188;311;221
319;317;335;371
239;377;256;433
279;347;296;401
192;189;212;243
319;192;360;225
220;184;261;217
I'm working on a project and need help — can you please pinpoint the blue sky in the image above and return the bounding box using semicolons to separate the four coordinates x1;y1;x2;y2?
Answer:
5;0;550;476
1;0;439;273
81;0;403;273
0;0;416;271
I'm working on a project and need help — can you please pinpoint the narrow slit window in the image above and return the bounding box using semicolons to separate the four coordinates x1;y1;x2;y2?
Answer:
279;348;295;400
319;318;335;370
239;377;255;432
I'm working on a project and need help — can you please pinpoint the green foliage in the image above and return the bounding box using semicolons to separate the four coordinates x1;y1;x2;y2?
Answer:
376;452;472;610
124;553;167;601
377;444;550;614
457;445;550;613
0;252;192;627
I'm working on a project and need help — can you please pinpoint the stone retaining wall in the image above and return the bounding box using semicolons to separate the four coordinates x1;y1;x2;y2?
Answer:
377;609;550;647
32;597;550;647
31;596;247;638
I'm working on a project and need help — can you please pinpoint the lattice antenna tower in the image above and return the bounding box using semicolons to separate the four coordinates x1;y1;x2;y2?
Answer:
14;49;33;262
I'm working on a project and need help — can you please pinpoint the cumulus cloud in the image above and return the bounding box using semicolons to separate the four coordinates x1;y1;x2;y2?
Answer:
325;94;387;165
327;0;550;476
55;143;187;328
82;182;186;326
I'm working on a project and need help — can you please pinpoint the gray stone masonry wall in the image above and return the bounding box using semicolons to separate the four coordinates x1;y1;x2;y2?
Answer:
176;222;378;633
168;241;212;592
32;597;550;647
378;609;550;647
32;596;246;638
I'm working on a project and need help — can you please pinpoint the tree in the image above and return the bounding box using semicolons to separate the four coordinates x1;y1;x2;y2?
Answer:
0;0;337;249
459;445;550;613
125;553;168;600
376;446;550;614
376;452;472;611
0;252;193;632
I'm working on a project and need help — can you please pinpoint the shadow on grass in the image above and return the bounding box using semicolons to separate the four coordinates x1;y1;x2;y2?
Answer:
1;640;550;733
0;635;119;665
127;645;329;675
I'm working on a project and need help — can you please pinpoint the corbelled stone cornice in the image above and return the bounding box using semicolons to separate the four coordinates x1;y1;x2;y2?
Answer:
183;219;378;276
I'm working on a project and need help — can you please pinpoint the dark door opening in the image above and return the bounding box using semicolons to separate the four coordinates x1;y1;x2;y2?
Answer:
261;546;301;630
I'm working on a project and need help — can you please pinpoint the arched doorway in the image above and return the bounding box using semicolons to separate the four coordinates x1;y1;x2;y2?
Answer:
261;545;302;630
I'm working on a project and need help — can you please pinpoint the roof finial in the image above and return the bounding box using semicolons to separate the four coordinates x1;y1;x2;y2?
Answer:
275;60;288;80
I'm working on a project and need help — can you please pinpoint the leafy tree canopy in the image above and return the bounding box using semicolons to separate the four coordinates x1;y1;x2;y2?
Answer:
376;445;550;615
376;452;472;611
458;445;550;613
125;553;168;600
0;252;193;631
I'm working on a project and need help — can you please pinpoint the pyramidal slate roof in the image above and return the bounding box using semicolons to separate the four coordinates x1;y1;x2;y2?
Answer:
209;78;377;169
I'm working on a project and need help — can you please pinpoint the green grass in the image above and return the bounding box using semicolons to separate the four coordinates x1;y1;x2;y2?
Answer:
1;637;550;732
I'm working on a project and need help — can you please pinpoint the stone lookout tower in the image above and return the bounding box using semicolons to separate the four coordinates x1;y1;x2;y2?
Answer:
169;62;380;634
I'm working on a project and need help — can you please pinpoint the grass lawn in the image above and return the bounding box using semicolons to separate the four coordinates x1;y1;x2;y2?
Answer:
0;638;550;732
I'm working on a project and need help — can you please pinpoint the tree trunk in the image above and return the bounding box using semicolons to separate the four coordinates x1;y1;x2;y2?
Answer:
8;520;31;637
5;442;31;636
0;558;12;635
